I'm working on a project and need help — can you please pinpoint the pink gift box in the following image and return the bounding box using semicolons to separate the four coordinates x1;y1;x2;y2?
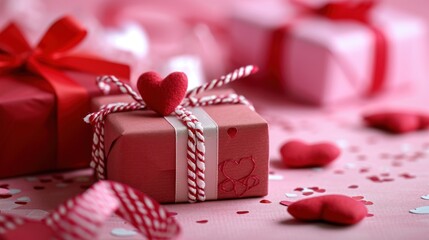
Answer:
229;1;427;105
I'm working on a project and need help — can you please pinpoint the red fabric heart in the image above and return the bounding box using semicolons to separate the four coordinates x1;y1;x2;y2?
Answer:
280;140;340;168
363;111;429;134
137;71;188;116
287;194;368;225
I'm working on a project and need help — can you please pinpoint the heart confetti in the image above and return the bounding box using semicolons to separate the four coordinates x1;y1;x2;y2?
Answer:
137;71;188;116
280;140;340;168
363;111;429;134
421;195;429;200
287;194;368;225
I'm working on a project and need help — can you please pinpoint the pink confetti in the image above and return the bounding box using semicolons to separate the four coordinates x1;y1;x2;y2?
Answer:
334;170;344;174
314;189;326;193
259;199;272;204
348;185;359;189
367;176;382;182
380;173;390;177
366;213;374;217
294;187;304;192
0;194;12;199
236;211;249;214
360;168;370;173
280;201;293;206
168;212;178;217
196;220;208;224
399;173;415;179
303;192;313;196
352;196;364;200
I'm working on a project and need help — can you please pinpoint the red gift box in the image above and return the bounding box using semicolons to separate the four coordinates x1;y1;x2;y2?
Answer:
91;92;268;203
86;67;268;203
0;16;130;178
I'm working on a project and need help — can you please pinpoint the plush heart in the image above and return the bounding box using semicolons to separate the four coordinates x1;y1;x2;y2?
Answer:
137;71;188;116
363;111;429;134
287;194;368;225
280;140;340;168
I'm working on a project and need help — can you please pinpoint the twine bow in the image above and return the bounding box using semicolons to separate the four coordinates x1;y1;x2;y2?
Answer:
85;65;258;203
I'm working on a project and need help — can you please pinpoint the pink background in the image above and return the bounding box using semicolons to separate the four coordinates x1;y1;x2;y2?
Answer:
0;0;429;239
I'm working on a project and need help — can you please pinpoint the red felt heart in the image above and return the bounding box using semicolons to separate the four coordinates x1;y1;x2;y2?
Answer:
287;194;368;225
280;140;340;168
137;71;188;116
363;111;429;134
221;157;255;181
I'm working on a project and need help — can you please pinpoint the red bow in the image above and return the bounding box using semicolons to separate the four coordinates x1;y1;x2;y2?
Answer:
315;1;375;23
0;16;130;166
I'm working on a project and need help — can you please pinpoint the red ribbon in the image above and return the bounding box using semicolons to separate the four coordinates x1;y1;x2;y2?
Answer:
268;0;387;96
0;16;130;167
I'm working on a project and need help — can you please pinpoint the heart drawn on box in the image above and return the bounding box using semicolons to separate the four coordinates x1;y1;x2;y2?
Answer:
219;156;260;196
137;71;188;116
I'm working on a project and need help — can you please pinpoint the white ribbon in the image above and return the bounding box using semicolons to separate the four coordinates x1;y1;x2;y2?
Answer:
165;107;219;202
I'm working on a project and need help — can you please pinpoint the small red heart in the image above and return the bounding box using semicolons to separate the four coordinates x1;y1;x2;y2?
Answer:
280;140;340;168
363;111;429;134
137;71;188;116
287;195;368;225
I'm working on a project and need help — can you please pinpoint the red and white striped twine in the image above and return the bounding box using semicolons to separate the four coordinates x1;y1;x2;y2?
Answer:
0;181;180;240
85;65;258;203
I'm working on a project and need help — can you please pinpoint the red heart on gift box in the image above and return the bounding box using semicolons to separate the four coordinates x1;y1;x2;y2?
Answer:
287;194;368;225
221;157;256;182
137;71;188;116
280;140;340;168
363;111;429;134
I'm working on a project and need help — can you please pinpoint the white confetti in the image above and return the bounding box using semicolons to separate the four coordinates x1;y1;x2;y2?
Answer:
16;197;31;202
9;189;21;195
345;163;356;169
269;174;284;181
335;139;349;149
56;183;69;188
26;177;37;182
410;206;429;214
285;193;298;198
421;195;429;200
111;228;138;237
302;188;314;193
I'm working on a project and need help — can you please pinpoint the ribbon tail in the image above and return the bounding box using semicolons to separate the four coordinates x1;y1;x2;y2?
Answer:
29;59;91;169
53;55;130;79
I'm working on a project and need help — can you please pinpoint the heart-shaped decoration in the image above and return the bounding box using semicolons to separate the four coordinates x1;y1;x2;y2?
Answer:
363;111;429;134
221;157;255;181
280;140;340;168
137;71;188;116
287;194;368;225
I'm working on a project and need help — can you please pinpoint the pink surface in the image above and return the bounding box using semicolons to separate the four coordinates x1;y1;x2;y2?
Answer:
0;76;428;239
1;1;429;239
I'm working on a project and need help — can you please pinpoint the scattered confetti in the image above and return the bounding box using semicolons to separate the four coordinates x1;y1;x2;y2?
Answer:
366;213;374;217
303;192;314;196
168;212;178;217
0;194;12;199
334;170;344;174
352;196;365;200
399;173;415;179
196;220;208;224
280;201;293;206
111;228;137;237
269;174;284;181
14;201;28;205
8;189;21;195
420;195;429;200
16;197;31;202
259;199;271;204
410;206;429;214
348;185;359;189
236;211;249;214
26;177;37;182
285;193;298;198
